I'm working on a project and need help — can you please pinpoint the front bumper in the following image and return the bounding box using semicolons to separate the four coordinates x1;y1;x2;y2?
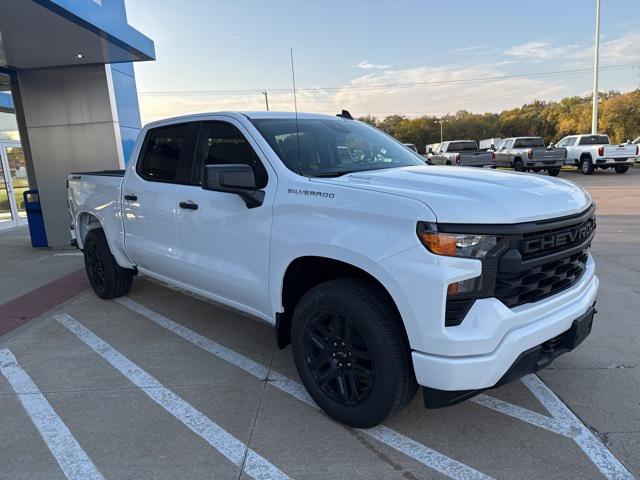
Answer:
422;305;596;407
410;256;598;392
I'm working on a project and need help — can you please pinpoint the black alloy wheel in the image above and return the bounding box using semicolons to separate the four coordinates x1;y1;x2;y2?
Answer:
291;278;417;428
303;310;375;406
83;229;133;299
85;240;107;289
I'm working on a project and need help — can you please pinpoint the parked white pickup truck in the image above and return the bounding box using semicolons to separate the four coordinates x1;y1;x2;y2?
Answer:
68;111;598;428
556;134;638;174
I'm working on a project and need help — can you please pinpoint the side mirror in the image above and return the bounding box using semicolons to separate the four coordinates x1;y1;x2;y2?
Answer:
202;164;265;208
428;148;434;155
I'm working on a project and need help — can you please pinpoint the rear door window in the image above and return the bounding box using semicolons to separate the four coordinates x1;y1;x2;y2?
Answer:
138;125;188;182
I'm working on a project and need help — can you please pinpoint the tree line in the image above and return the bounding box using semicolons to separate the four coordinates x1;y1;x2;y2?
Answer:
359;90;640;153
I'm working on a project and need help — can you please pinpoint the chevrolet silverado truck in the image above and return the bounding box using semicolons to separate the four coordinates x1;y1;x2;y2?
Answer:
556;134;638;174
68;112;598;428
427;140;494;167
494;137;566;175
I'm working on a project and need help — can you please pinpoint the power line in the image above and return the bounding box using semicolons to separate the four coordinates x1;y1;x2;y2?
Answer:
138;63;637;97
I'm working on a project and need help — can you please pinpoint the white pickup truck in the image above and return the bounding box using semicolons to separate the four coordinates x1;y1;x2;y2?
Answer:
556;134;638;174
68;111;598;428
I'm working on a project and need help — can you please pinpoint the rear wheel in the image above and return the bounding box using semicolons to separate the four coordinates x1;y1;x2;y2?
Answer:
547;167;560;177
84;229;133;299
291;278;417;428
615;165;629;174
513;158;525;172
580;156;594;175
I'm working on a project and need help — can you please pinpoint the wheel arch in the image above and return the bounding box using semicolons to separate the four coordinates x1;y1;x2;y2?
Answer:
276;256;407;350
76;212;103;248
75;211;135;269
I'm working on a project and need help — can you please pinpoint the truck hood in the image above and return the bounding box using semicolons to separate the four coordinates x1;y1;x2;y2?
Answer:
326;166;592;224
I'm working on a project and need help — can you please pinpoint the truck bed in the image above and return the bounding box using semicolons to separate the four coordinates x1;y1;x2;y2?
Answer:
69;169;125;177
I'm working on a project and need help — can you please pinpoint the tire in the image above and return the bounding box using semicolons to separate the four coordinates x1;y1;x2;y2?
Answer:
291;278;417;428
547;167;560;177
580;156;594;175
615;165;629;174
83;229;133;299
513;158;525;172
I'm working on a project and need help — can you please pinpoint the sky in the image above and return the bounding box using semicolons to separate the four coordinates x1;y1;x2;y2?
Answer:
124;0;640;124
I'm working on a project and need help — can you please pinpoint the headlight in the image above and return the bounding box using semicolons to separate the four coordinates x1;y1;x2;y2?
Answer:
417;222;497;259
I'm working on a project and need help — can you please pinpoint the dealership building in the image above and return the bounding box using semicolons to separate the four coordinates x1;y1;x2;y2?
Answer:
0;0;154;246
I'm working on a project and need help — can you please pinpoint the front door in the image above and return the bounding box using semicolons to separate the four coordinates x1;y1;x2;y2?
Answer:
175;119;275;317
0;141;28;230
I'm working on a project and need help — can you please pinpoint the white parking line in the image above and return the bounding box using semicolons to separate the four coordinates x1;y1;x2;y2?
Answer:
54;313;289;480
116;297;493;480
522;375;635;480
0;348;104;480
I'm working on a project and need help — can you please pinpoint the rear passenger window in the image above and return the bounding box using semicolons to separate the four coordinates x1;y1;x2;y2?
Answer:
192;122;268;188
138;125;187;182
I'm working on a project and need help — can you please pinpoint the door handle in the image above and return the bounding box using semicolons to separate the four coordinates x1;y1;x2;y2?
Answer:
124;194;137;201
179;201;199;210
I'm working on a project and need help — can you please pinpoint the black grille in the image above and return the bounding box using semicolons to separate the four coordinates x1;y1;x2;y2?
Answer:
495;249;589;308
520;217;595;260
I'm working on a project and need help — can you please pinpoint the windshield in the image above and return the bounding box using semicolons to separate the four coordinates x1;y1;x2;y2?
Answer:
579;135;609;145
251;118;425;177
447;141;478;152
514;138;545;148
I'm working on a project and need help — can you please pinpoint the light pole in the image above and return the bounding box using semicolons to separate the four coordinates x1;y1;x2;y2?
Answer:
263;90;269;111
591;0;601;134
438;120;444;143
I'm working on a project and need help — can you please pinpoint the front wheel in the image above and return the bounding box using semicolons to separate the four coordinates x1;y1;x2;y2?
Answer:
615;165;629;174
547;167;560;177
291;278;417;428
580;157;594;175
84;229;133;299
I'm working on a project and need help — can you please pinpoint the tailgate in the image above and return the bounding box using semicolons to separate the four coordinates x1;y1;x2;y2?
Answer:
460;151;493;164
531;148;565;161
604;144;637;158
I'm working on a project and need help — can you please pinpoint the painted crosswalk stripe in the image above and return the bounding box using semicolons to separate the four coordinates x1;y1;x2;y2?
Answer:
54;313;288;480
0;348;104;480
116;297;492;480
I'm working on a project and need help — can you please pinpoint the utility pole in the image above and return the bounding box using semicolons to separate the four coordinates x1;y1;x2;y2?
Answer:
591;0;601;134
438;120;444;143
263;90;269;111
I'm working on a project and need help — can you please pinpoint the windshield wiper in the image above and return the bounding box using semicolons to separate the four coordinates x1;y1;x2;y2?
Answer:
311;170;356;178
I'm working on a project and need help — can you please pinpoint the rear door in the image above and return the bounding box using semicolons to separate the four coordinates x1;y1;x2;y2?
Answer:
174;118;275;317
122;122;198;280
494;139;512;166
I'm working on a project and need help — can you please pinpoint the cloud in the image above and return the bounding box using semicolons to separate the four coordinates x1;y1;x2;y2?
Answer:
354;60;392;70
453;44;487;53
504;41;580;60
332;63;568;117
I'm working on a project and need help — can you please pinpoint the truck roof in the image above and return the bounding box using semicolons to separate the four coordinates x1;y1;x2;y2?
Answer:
143;111;344;129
